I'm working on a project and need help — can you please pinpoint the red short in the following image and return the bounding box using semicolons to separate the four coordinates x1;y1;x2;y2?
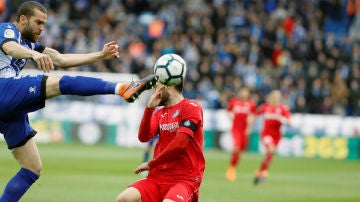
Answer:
261;132;281;147
130;177;199;202
232;130;248;151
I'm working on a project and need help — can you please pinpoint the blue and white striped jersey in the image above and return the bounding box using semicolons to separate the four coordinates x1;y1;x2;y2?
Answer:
0;22;44;78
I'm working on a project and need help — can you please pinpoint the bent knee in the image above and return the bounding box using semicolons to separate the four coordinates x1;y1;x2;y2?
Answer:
116;187;141;202
32;164;42;176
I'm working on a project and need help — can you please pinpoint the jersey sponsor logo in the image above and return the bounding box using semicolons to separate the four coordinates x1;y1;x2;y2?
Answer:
263;112;283;120
159;122;179;132
233;105;251;114
4;29;15;38
172;110;180;118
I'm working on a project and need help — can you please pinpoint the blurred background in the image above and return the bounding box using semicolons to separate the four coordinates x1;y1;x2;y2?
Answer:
0;0;359;158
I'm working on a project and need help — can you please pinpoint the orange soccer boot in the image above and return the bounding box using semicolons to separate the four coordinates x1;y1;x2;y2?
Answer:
226;166;237;182
118;74;158;102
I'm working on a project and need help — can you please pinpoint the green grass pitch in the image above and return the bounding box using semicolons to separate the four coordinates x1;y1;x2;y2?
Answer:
0;142;359;202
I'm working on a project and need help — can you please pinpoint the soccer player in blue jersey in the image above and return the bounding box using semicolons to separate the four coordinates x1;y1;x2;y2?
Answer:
0;1;157;201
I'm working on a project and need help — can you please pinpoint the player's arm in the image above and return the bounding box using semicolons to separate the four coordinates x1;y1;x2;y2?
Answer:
138;107;159;142
245;114;255;136
2;40;53;72
281;107;291;126
227;110;234;121
138;84;164;142
246;103;257;135
43;41;119;69
226;100;234;120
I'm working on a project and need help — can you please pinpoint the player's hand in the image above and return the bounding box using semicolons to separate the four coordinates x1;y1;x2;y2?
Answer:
147;84;164;108
101;41;120;60
32;52;54;73
135;162;150;175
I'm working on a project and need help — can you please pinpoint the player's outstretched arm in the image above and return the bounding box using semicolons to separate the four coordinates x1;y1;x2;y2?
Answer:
2;40;54;72
43;41;120;69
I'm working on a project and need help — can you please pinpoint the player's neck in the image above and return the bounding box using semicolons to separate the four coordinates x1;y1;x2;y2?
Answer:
13;21;22;31
165;93;184;107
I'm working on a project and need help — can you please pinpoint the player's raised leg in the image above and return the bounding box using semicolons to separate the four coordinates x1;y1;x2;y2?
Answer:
45;74;158;102
0;138;40;202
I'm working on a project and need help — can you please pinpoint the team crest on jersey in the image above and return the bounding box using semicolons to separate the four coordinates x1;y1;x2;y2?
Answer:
4;29;15;38
172;110;180;118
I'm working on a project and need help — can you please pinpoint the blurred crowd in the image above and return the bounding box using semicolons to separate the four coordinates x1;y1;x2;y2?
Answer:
2;0;360;116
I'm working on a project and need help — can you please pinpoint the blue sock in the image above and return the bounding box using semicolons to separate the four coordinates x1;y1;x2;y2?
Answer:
143;151;150;162
0;168;39;202
59;76;118;95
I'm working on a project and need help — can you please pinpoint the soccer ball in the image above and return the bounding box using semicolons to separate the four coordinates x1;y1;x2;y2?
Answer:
153;53;187;86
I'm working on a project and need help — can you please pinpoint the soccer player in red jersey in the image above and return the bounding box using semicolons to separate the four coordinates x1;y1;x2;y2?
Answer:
225;87;256;182
253;90;291;185
116;61;205;202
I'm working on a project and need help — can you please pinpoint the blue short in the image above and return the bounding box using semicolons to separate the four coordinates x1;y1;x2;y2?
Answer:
148;135;159;146
0;75;47;149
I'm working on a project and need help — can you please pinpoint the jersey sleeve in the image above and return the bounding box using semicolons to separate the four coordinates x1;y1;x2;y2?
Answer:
34;43;45;52
250;101;257;114
177;100;203;138
138;107;160;142
226;98;234;111
0;23;18;52
282;105;291;119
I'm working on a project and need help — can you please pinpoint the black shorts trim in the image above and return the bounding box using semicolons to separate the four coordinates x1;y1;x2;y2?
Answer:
40;75;48;108
8;130;37;150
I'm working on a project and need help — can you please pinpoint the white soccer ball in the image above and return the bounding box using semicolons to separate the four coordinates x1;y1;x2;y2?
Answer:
153;53;187;86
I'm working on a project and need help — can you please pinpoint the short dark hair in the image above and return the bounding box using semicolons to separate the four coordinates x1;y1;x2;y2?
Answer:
16;1;47;22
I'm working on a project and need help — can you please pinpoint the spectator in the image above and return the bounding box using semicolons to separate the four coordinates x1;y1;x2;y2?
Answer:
5;0;357;115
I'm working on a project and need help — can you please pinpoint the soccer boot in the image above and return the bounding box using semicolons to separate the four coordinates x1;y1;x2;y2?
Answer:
225;166;237;182
119;74;158;102
253;169;268;186
253;176;266;186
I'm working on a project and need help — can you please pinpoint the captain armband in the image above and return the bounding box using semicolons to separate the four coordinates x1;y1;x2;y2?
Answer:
180;119;197;132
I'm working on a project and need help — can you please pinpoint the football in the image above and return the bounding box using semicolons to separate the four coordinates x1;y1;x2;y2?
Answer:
153;53;187;86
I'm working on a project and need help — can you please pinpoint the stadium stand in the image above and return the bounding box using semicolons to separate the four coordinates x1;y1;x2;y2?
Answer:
1;0;359;116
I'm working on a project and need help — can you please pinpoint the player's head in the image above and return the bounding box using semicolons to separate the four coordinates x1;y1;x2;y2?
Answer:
155;81;183;106
237;87;250;100
15;1;47;42
268;90;281;105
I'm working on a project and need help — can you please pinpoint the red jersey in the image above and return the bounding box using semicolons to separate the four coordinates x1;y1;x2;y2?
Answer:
139;98;205;183
227;98;256;133
255;103;291;137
